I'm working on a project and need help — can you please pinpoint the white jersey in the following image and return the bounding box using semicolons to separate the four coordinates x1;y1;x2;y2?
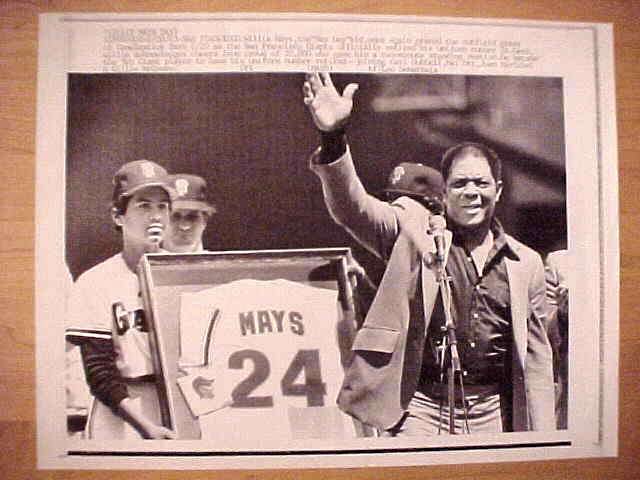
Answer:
66;253;153;378
177;278;354;442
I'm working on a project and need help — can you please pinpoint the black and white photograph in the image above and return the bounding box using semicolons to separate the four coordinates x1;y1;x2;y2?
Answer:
35;13;618;470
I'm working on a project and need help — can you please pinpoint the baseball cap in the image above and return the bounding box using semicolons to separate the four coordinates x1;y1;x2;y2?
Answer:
168;174;216;214
382;162;444;211
112;160;174;204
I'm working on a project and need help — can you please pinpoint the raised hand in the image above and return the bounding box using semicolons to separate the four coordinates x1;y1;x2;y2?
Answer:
303;72;358;132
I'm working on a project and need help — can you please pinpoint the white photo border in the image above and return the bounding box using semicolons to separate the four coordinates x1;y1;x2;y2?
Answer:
35;12;619;470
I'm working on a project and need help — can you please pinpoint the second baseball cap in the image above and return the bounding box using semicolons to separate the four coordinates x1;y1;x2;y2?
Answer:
383;162;444;204
112;160;175;204
168;174;216;214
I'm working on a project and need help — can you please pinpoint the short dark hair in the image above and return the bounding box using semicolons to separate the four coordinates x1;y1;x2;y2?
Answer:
111;196;132;232
112;195;132;217
440;142;502;184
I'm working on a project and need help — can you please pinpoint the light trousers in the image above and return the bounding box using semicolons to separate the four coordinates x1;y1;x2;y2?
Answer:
392;389;503;436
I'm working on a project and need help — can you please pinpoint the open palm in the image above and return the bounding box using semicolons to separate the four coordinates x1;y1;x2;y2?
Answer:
303;73;358;131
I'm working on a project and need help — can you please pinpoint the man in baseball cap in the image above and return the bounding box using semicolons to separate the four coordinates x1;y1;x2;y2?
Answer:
66;159;176;439
110;159;176;261
164;173;216;253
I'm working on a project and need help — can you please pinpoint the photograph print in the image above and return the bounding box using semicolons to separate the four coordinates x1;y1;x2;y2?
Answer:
63;71;569;451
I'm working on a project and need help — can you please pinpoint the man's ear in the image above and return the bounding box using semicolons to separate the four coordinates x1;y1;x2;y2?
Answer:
111;207;123;227
496;180;503;202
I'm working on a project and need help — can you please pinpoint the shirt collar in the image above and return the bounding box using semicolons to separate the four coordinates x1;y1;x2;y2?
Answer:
451;218;520;261
490;219;520;261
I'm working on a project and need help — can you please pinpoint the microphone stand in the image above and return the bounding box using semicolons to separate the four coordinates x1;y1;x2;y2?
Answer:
435;260;470;434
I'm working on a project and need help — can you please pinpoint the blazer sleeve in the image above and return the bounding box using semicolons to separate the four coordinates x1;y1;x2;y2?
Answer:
309;146;400;260
524;254;557;430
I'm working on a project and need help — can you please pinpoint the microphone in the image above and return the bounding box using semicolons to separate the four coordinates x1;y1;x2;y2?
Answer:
429;214;447;266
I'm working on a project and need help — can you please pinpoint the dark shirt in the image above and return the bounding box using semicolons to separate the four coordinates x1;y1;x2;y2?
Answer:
420;220;518;389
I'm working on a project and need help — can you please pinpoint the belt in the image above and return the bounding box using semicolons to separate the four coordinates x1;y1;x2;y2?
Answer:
419;381;501;401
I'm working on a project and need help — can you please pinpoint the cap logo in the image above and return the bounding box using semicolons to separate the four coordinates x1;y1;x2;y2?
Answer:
141;162;156;178
390;166;405;185
175;178;190;197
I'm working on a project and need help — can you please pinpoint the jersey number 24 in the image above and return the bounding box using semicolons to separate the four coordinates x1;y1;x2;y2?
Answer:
229;349;327;408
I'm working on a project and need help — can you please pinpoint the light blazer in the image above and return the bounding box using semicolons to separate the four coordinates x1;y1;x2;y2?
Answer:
311;148;556;432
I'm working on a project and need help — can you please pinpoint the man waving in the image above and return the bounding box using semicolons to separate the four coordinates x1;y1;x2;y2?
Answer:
303;73;555;435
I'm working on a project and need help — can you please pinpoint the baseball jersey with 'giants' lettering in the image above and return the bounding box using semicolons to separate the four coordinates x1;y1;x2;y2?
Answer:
177;278;354;442
66;253;154;379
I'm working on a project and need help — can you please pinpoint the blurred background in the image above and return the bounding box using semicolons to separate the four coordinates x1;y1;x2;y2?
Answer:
66;73;566;284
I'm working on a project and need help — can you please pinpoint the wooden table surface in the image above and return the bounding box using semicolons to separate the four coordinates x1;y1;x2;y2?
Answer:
1;1;638;478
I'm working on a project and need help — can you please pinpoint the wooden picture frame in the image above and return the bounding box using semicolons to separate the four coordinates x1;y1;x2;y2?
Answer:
137;248;364;441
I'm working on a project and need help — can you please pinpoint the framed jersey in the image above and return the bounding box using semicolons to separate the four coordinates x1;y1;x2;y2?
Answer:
137;248;365;442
